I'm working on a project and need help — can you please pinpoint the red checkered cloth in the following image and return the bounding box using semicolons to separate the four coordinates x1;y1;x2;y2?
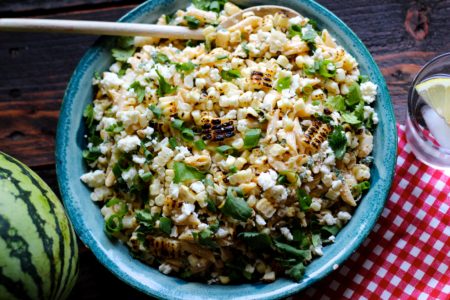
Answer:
294;124;450;300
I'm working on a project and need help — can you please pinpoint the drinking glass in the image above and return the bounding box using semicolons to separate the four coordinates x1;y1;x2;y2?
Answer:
405;52;450;170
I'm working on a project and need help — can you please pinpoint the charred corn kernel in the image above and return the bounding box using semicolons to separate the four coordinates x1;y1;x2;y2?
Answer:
255;198;276;218
224;2;241;16
301;121;332;152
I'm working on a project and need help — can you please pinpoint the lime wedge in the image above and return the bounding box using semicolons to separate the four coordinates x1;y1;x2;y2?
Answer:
415;77;450;124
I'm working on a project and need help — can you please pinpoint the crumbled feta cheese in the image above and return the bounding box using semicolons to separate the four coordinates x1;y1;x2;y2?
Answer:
80;170;105;188
257;170;277;191
360;81;377;103
121;167;137;185
267;185;288;202
337;211;352;222
117;135;141;153
151;146;174;169
190;181;205;194
141;126;154;137
323;213;337;226
280;227;293;241
117;110;140;128
101;72;123;88
181;203;195;215
91;187;111;201
216;228;229;238
255;214;266;226
158;263;172;275
132;155;146;165
169;182;180;199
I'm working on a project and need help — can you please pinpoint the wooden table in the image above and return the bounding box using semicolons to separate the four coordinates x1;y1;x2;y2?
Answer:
1;0;449;298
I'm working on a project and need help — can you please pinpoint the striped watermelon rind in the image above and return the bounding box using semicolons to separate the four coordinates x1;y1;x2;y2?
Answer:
0;152;79;300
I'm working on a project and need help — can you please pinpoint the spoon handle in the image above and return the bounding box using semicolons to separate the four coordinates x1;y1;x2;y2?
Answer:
0;18;205;40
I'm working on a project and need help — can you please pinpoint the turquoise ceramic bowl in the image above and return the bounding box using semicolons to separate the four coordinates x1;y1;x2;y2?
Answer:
56;0;397;299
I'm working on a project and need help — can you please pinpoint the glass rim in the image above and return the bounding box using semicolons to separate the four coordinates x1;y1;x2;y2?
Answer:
407;52;450;154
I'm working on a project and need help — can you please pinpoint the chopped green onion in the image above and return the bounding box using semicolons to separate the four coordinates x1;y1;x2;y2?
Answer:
149;104;162;119
194;139;206;150
274;240;312;260
129;81;146;103
173;162;206;183
159;217;172;235
318;60;336;78
229;166;237;173
220;69;241;81
216;145;235;156
358;75;369;83
297;188;312;211
169;137;178;149
93;71;101;80
171;119;184;130
312;100;321;106
139;171;153;182
181;128;195;141
105;214;123;234
276;76;292;92
82;148;101;162
106;198;121;207
288;24;302;38
287;262;306;281
353;181;370;196
243;128;261;149
321;225;340;237
216;54;228;60
206;198;217;212
184;15;200;29
105;123;124;134
302;84;313;95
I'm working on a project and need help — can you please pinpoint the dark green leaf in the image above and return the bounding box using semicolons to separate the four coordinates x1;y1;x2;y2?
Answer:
159;217;172;235
220;188;252;222
288;24;302;38
173;162;206;183
229;166;237;173
297;189;312;211
286;262;306;281
314;113;333;124
105;122;124;134
243;128;261;149
220;69;241;81
156;69;177;96
321;225;340;237
276;76;292;92
206;198;217;212
352;181;370;196
274;240;312;260
93;71;101;80
116;36;134;49
358;75;369;84
106;198;121;207
238;232;273;250
105;214;123;234
129;81;146;103
169;137;178;149
328;125;347;159
82;148;101;162
311;233;321;247
139;171;153;182
184;15;201;29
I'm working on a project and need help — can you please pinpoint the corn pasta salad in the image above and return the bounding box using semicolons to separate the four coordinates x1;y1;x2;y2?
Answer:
80;0;378;283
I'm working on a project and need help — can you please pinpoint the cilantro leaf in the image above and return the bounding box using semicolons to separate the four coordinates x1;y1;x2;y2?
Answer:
152;52;171;64
149;104;162;119
328;125;347;159
220;188;252;222
156;69;177;96
346;82;363;107
159;217;172;235
341;112;361;124
111;47;135;62
297;188;312;211
326;95;346;111
238;232;273;250
286;262;306;281
274;240;312;260
175;62;196;74
129;81;146;103
184;15;200;29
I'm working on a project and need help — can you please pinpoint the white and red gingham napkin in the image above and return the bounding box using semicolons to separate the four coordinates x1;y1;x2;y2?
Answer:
294;124;450;300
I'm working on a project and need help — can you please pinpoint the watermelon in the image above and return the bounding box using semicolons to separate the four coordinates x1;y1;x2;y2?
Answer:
0;152;78;300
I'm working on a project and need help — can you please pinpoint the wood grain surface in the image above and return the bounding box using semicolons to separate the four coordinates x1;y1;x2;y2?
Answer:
1;0;449;299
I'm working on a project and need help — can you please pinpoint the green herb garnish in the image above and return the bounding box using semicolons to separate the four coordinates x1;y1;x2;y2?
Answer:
173;162;206;183
297;188;312;211
194;139;206;150
175;62;196;74
276;76;292;92
159;217;172;235
220;69;241;81
184;15;201;29
238;232;273;250
129;81;146;103
216;145;235;156
220;188;252;222
156;69;177;96
328;125;347;159
243;128;261;149
149;104;162;119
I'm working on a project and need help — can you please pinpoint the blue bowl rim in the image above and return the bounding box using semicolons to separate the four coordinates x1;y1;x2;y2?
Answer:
56;0;397;299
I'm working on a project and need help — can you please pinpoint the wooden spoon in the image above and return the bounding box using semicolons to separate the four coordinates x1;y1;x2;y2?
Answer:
0;5;299;40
